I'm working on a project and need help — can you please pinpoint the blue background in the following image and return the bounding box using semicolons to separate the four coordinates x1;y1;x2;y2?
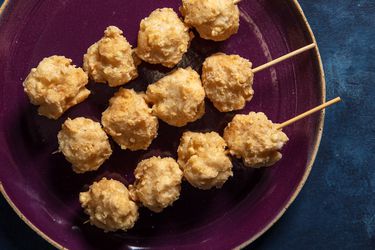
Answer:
1;0;374;249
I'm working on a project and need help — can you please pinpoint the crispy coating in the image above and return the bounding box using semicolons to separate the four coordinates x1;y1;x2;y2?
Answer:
102;88;158;151
136;8;192;68
129;157;183;213
180;0;239;41
79;178;139;232
146;67;205;127
177;131;233;189
83;26;139;87
224;112;289;168
202;53;254;112
23;56;90;119
57;117;112;174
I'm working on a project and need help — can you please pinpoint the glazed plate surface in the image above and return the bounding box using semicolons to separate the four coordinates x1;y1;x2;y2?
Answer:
0;0;325;249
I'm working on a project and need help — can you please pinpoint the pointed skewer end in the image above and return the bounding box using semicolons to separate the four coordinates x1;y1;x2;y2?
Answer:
276;97;341;130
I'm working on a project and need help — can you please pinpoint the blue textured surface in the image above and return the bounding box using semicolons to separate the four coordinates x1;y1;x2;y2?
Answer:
0;0;374;249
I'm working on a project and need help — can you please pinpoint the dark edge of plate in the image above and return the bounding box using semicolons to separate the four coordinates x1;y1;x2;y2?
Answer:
237;0;326;248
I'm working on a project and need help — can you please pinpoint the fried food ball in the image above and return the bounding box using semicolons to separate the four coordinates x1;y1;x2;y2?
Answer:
180;0;240;41
79;178;139;232
57;117;112;174
177;131;233;190
146;67;205;127
202;53;254;112
83;26;139;87
136;8;192;68
23;56;90;119
223;112;289;168
101;88;158;151
129;157;183;213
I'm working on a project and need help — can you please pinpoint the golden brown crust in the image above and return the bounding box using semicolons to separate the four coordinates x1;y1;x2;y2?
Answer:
23;56;89;119
180;0;239;41
83;26;139;87
57;117;112;174
129;157;183;213
224;112;289;168
136;8;192;68
79;178;139;232
202;53;254;112
101;88;158;151
177;131;233;189
146;67;205;127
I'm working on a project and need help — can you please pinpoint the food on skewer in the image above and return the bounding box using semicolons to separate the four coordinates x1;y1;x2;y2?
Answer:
180;0;240;41
145;67;205;127
177;131;233;190
202;53;253;112
136;8;193;68
57;117;112;174
102;88;158;151
79;178;139;232
78;99;341;232
202;44;316;112
18;0;342;234
83;26;140;87
23;56;90;119
223;98;341;168
129;157;183;213
224;112;289;168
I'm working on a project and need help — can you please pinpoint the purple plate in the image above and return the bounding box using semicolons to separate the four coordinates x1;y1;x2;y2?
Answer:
0;0;325;249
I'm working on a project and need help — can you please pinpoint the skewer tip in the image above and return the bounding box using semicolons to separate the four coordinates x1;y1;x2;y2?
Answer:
276;96;341;130
252;43;317;74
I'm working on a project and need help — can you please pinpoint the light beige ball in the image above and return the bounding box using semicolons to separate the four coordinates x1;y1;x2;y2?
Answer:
136;8;192;68
83;26;140;87
180;0;240;41
79;178;139;232
130;157;183;213
202;53;254;112
178;131;233;190
146;67;205;127
224;112;289;168
23;56;89;119
58;117;112;174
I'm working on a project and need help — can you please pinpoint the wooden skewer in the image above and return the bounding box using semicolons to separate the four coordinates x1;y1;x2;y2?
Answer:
276;97;341;130
252;43;316;74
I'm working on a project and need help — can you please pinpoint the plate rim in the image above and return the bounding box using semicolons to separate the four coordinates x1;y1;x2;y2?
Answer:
237;0;326;248
0;0;326;249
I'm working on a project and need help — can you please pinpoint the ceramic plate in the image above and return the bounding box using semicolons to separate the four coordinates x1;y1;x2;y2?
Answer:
0;0;325;249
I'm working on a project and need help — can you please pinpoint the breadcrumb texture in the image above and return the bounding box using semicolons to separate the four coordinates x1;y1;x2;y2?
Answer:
136;8;192;68
57;117;112;174
178;131;233;190
202;53;254;112
102;88;158;151
130;157;183;213
224;112;289;168
79;178;139;232
180;0;239;41
23;56;90;119
146;67;205;127
83;26;139;87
